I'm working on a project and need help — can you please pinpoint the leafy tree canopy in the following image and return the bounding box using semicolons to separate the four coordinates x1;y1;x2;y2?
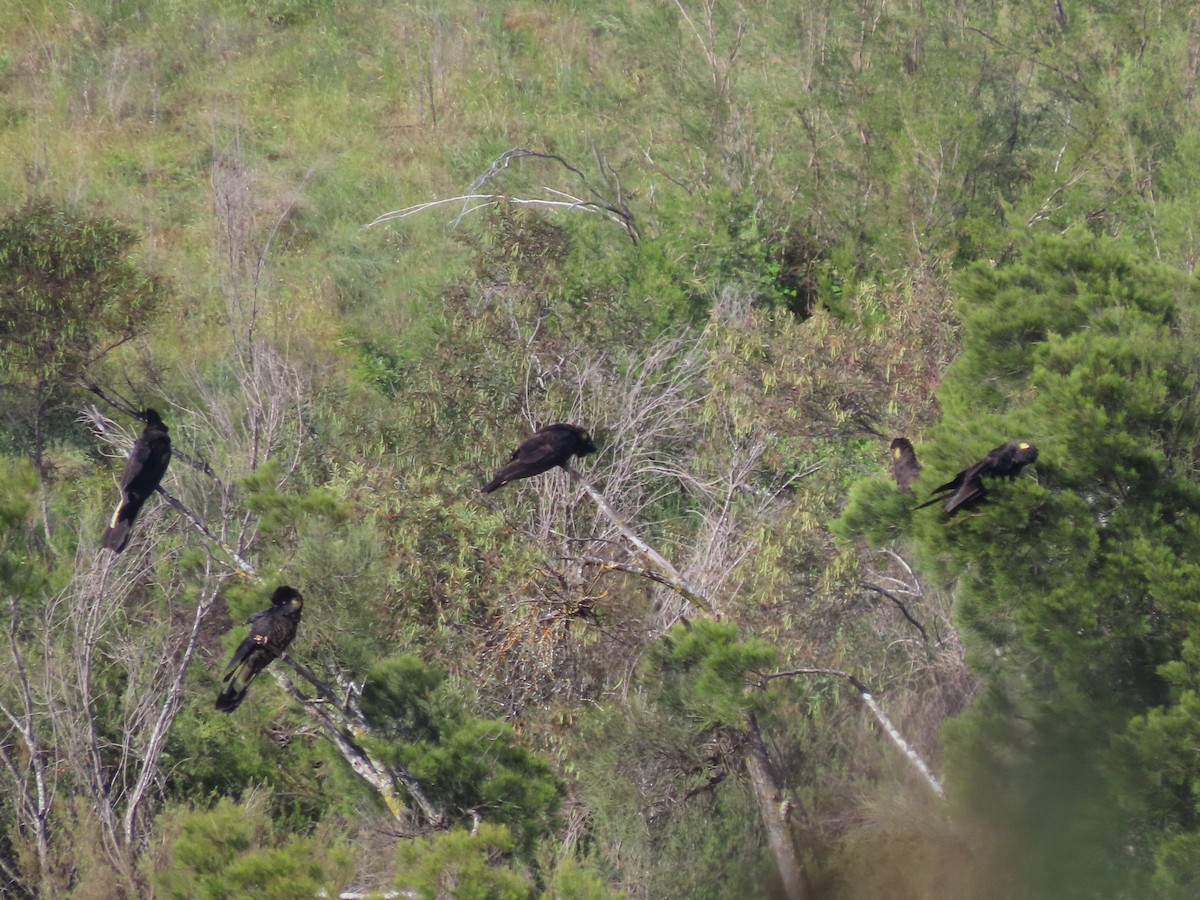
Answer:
0;199;167;388
841;230;1200;896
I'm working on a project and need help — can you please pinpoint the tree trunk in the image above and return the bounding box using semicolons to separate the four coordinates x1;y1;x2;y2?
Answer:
744;712;811;900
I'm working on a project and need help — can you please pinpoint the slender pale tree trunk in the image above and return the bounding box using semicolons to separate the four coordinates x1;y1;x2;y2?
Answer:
744;712;811;900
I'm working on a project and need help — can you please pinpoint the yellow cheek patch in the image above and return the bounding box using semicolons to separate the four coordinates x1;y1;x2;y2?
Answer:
892;449;902;459
1018;442;1031;449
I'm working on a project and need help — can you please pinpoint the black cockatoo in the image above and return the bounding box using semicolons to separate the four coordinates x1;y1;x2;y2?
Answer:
916;441;1039;514
890;437;922;493
102;408;171;553
215;586;304;713
481;423;597;493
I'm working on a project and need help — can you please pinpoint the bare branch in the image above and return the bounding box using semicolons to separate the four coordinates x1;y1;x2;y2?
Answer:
154;487;256;578
271;656;444;827
121;574;222;844
0;597;50;889
572;555;694;593
80;391;217;479
82;405;253;578
763;667;944;797
744;710;812;900
574;465;936;802
368;147;640;243
367;193;633;237
859;581;929;644
565;466;714;616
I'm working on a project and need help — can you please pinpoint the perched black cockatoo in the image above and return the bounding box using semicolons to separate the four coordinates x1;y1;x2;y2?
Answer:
916;441;1039;514
215;586;304;713
890;438;921;493
481;423;597;493
102;409;172;553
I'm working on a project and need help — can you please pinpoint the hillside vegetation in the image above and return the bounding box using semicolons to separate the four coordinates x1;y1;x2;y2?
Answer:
2;1;1199;897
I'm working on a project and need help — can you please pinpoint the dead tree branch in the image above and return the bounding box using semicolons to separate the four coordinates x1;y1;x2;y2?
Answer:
859;580;928;644
763;667;944;798
573;506;947;801
120;573;221;845
367;147;640;244
154;487;255;577
0;597;50;893
271;656;444;828
565;466;714;615
81;389;217;479
572;555;696;594
744;711;811;900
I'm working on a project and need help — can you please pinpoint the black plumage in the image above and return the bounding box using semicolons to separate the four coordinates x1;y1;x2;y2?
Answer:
890;437;922;493
916;441;1039;514
215;586;304;713
481;423;597;493
101;408;172;553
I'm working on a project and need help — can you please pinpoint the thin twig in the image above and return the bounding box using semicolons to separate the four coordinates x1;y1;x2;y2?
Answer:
366;192;629;233
571;555;694;593
80;391;217;478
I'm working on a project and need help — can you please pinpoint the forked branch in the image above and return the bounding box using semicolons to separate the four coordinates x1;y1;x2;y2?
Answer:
271;656;444;828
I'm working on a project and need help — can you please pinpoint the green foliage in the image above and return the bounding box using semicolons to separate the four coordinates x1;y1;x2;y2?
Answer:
570;692;771;900
5;1;1200;894
0;199;167;386
0;456;45;597
360;653;444;742
0;199;169;469
918;235;1200;693
832;475;917;550
153;797;347;899
397;823;533;900
241;461;346;536
842;231;1200;896
362;654;563;855
563;626;783;897
539;856;621;900
942;230;1183;420
649;621;776;729
246;0;337;29
235;460;416;669
1152;831;1200;900
161;703;333;829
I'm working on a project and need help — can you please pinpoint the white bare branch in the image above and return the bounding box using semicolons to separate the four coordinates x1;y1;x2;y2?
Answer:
368;147;640;243
763;667;945;798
